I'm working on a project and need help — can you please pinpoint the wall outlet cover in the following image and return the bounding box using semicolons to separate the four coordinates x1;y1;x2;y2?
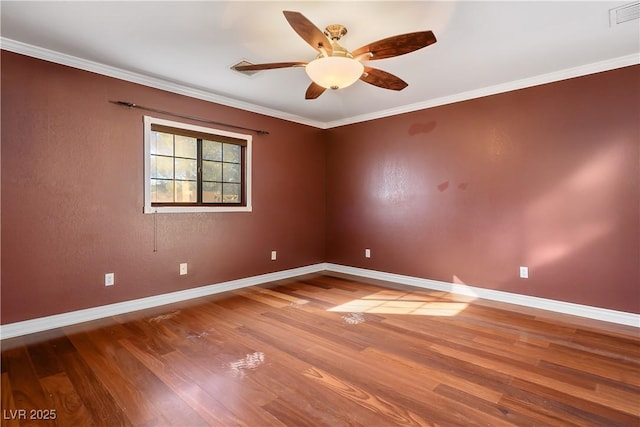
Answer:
105;273;115;286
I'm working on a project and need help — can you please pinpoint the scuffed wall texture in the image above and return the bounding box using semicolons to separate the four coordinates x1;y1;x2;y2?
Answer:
326;65;640;314
1;51;326;324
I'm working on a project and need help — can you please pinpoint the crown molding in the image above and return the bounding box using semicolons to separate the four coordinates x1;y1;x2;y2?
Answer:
1;37;637;130
0;37;326;129
325;54;640;128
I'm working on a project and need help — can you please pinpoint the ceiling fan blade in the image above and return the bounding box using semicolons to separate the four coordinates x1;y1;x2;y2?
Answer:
360;67;408;91
283;11;333;56
352;31;436;60
305;82;326;99
233;62;306;72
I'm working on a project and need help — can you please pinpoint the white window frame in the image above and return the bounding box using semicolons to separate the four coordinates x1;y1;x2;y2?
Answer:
143;116;252;214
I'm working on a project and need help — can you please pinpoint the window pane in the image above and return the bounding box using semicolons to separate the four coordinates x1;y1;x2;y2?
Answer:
151;155;174;179
202;160;222;181
151;179;174;202
203;182;222;203
175;158;197;180
203;140;222;161
151;132;173;156
175;135;197;159
223;163;241;183
146;117;250;210
175;180;197;203
223;183;241;203
223;143;241;163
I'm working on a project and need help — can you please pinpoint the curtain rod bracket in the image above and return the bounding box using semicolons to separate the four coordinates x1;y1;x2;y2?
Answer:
109;100;269;135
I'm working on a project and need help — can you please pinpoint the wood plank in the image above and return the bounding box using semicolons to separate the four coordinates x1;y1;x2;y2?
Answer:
67;331;158;425
252;361;389;426
303;366;436;426
161;350;282;426
1;347;56;427
305;343;516;426
1;372;21;427
118;338;235;426
430;342;638;416
362;347;502;404
58;351;131;427
39;373;95;426
503;377;638;426
87;327;208;426
433;383;544;426
25;341;64;379
1;275;638;426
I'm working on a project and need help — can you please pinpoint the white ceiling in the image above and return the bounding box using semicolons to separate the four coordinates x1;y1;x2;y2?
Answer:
1;1;638;128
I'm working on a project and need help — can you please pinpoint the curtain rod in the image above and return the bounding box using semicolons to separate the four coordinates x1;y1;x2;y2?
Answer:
109;100;269;135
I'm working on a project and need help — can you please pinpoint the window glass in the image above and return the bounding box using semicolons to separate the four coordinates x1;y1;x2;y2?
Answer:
144;116;251;213
151;132;173;156
202;160;222;182
203;140;222;161
174;158;197;180
223;163;241;183
223;143;241;163
203;182;222;203
151;179;174;203
175;136;197;159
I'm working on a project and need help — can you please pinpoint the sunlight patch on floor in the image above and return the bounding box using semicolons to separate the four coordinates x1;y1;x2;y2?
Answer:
329;290;470;317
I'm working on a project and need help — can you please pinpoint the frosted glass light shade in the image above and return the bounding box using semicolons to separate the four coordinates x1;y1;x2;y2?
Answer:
305;57;364;90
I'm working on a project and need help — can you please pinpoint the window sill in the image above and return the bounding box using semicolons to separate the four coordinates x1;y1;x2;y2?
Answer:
144;205;252;214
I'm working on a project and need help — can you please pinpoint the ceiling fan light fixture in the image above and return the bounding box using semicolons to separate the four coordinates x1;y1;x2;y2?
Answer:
305;56;364;90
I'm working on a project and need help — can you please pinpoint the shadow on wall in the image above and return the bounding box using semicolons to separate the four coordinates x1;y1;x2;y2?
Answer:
522;139;626;271
443;135;636;307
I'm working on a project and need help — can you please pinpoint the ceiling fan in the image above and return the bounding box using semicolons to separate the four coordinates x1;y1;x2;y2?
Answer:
233;11;437;99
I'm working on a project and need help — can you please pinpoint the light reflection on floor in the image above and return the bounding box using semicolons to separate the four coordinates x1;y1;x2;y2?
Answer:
342;312;366;325
147;310;181;323
227;351;266;378
329;290;470;317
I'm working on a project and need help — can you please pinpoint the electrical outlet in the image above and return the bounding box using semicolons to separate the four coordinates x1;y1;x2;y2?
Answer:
180;263;188;275
365;248;371;258
271;250;277;261
519;266;529;279
105;273;115;286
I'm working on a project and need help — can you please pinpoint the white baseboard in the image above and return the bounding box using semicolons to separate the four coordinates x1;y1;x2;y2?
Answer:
2;263;637;339
324;264;640;328
0;264;326;340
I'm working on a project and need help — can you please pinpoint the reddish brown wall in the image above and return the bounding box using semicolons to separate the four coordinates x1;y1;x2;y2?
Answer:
326;65;640;314
1;51;326;324
2;51;638;324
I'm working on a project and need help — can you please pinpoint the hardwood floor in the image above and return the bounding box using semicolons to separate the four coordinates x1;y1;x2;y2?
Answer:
1;274;639;426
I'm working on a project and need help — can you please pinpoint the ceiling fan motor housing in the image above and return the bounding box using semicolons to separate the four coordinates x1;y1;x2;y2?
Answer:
324;24;347;40
315;25;353;59
236;11;437;99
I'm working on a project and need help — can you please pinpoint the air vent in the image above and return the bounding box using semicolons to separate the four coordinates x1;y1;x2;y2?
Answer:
231;60;259;77
609;1;640;26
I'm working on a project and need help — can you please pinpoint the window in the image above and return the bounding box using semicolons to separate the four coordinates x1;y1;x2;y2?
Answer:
144;116;252;213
